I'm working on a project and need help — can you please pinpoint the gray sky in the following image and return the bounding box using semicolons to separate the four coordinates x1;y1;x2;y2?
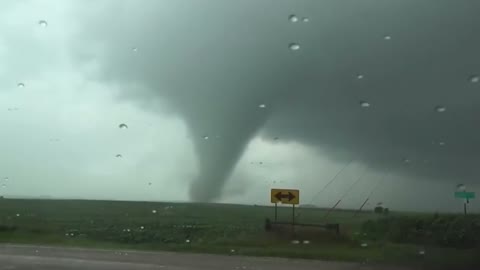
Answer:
1;0;479;212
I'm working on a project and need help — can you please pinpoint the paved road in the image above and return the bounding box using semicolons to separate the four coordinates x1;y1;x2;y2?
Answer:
0;244;413;270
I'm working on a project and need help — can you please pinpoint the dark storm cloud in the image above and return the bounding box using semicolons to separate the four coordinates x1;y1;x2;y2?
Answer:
75;0;480;201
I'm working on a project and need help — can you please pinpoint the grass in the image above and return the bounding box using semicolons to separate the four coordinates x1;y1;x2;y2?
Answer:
0;199;477;269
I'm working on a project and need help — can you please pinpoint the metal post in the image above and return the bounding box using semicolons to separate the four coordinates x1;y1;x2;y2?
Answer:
292;204;295;226
464;201;467;216
274;203;278;222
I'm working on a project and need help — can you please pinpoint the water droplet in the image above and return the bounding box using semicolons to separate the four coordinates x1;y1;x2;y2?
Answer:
360;243;368;248
356;74;364;80
469;75;479;83
288;15;298;23
435;106;446;113
258;104;267;109
17;83;25;88
4;177;8;181
118;123;128;129
230;249;236;253
291;240;300;244
302;17;309;22
15;213;20;217
132;47;138;52
35;250;39;253
148;182;152;185
383;35;392;40
115;154;122;158
289;43;300;51
360;101;371;108
185;239;190;243
151;209;157;214
65;233;69;237
302;240;310;244
456;184;466;191
418;249;425;256
438;141;446;146
273;137;279;140
140;226;145;230
403;158;411;164
1;184;6;188
203;135;209;140
38;20;48;27
126;228;131;232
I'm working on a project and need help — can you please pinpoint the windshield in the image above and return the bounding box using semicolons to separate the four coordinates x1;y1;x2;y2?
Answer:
1;1;479;269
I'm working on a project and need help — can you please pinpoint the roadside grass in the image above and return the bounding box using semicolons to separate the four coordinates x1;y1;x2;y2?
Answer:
0;199;477;269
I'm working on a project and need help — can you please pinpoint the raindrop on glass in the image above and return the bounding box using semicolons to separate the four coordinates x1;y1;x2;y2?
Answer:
148;182;152;185
258;104;266;109
291;240;300;244
434;106;446;113
230;249;236;253
115;154;122;158
38;20;48;27
132;47;138;53
288;15;298;23
360;242;368;248
203;135;209;140
17;83;25;88
185;239;190;243
4;177;8;181
469;75;479;83
289;43;300;51
35;250;39;253
16;213;20;217
403;158;411;164
456;184;466;191
1;184;6;188
356;74;364;80
118;123;128;129
438;141;446;146
383;35;392;40
140;226;145;230
273;137;279;141
418;249;425;256
151;209;157;214
360;101;371;108
302;17;309;22
302;240;310;244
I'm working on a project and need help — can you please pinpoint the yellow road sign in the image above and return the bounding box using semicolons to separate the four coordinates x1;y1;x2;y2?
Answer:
271;189;299;204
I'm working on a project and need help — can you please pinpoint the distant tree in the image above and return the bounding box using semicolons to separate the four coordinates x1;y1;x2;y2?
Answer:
374;206;384;214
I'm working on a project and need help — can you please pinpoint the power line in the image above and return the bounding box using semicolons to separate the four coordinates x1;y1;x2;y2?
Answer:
308;159;354;205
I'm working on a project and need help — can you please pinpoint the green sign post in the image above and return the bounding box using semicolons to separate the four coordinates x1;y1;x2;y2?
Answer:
454;191;475;215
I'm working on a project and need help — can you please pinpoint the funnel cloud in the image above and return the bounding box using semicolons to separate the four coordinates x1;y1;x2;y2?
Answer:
70;0;480;202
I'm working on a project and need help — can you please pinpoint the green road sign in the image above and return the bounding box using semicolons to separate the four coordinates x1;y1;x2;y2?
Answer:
455;191;475;199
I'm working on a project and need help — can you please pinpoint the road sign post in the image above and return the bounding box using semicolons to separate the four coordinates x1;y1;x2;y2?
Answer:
274;202;278;222
271;189;299;226
454;191;475;216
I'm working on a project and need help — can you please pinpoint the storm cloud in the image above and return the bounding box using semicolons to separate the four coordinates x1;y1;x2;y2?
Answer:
1;0;480;212
74;0;480;201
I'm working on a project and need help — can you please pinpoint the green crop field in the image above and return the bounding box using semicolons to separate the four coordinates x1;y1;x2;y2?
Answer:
0;199;478;269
